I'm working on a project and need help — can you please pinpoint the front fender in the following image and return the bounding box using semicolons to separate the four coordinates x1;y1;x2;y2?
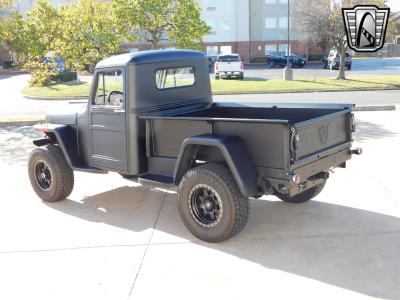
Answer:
174;134;258;197
33;124;79;169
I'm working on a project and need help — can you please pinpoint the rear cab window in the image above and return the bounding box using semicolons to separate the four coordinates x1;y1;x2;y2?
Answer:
155;67;195;90
217;55;241;62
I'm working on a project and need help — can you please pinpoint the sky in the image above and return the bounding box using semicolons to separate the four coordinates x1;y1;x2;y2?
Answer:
386;0;400;12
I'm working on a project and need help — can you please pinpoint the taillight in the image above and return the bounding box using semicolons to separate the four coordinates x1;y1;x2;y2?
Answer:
289;174;301;184
240;62;243;70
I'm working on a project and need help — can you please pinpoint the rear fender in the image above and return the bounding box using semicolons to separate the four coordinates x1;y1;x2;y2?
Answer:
174;134;258;197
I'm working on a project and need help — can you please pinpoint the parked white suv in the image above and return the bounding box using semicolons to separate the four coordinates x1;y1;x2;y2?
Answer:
214;54;244;80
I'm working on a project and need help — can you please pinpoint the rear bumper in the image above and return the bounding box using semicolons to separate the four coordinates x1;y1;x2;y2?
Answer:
261;145;352;197
332;62;352;67
218;71;243;77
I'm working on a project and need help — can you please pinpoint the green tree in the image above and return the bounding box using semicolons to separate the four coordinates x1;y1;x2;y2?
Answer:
18;0;61;86
294;0;384;80
55;0;130;71
112;0;210;50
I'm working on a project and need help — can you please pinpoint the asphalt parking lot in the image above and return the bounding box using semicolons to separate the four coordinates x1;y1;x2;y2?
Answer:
0;110;399;300
238;58;400;79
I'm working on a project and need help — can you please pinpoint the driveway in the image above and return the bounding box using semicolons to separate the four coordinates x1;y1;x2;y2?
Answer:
0;110;399;299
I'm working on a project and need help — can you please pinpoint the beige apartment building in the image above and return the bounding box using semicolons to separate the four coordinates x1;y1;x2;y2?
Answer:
199;0;313;63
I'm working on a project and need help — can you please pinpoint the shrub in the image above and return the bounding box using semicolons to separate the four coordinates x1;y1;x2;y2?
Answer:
53;71;77;82
308;54;324;61
251;56;267;63
25;58;58;87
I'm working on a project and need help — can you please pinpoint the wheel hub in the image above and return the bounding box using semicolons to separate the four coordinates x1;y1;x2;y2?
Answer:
188;184;223;228
34;160;52;191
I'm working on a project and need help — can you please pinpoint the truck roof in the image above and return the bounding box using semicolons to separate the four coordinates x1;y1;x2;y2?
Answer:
95;49;206;69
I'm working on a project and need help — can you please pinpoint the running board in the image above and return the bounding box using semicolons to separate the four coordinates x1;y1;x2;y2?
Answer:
138;174;174;188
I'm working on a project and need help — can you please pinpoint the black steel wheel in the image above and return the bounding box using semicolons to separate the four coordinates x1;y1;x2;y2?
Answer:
189;184;223;228
28;144;74;202
276;179;327;204
178;163;249;243
34;160;52;190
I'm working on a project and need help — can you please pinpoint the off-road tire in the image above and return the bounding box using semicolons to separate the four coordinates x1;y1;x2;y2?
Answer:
276;179;327;204
347;66;352;70
215;74;220;80
28;144;74;202
269;61;275;68
178;163;249;243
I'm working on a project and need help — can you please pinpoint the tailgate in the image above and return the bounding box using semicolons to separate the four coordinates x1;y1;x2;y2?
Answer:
218;62;241;72
292;110;353;162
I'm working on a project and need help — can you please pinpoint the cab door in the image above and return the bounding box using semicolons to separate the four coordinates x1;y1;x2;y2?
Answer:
89;69;127;171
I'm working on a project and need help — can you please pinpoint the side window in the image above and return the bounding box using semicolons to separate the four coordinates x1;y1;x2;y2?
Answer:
94;70;124;107
155;67;195;90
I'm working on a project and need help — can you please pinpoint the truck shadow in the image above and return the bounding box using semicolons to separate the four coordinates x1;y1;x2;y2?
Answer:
45;185;400;299
354;119;397;143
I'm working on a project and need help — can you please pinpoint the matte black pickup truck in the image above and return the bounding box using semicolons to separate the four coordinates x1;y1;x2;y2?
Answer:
28;50;361;242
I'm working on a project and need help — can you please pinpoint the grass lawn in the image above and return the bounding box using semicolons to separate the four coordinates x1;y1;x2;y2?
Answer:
22;81;91;98
212;76;400;94
21;76;400;98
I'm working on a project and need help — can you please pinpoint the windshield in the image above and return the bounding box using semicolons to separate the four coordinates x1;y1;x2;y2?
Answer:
217;55;240;62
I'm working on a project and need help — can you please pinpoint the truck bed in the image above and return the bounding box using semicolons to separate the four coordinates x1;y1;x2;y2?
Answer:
140;102;353;186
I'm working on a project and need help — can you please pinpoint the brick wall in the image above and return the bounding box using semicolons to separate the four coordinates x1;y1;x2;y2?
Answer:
121;39;323;64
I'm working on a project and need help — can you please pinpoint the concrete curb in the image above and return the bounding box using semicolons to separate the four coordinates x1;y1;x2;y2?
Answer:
0;120;44;127
0;115;45;127
0;70;28;75
353;105;396;112
23;95;88;100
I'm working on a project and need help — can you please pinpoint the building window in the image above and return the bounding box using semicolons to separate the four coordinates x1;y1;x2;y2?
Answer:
265;44;278;54
220;46;232;54
279;17;289;28
206;46;219;56
265;0;277;3
265;17;277;29
221;19;231;31
279;0;288;3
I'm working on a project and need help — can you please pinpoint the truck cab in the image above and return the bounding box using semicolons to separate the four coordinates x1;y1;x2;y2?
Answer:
29;49;361;243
